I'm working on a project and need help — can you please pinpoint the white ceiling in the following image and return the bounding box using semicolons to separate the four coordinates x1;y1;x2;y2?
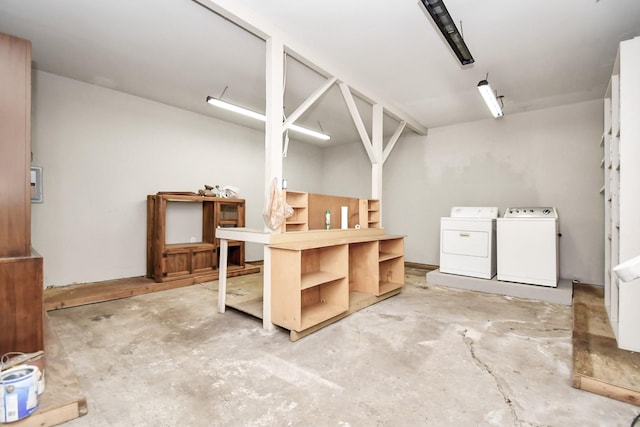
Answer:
1;0;640;145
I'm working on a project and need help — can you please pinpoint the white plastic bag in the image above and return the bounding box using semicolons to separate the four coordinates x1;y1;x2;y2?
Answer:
262;177;293;230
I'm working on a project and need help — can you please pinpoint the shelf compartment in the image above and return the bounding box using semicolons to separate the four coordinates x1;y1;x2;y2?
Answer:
378;237;404;296
379;238;404;259
379;280;403;295
379;257;404;296
379;252;403;262
299;301;346;332
349;241;378;294
284;190;309;208
301;271;346;290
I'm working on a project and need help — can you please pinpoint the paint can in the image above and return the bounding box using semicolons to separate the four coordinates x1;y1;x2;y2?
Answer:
0;366;40;423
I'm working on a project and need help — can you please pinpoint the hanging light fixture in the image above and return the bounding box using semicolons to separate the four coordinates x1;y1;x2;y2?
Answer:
419;0;474;65
477;79;504;118
206;96;331;141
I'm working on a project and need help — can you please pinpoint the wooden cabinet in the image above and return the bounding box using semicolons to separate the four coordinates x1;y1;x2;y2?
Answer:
0;33;44;355
270;233;404;334
147;194;245;282
602;36;640;352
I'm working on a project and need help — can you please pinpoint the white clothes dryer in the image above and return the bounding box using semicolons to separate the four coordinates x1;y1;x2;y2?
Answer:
440;207;498;279
497;207;559;287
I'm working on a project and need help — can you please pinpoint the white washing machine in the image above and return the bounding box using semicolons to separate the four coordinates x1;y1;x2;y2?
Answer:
497;207;559;287
440;206;498;279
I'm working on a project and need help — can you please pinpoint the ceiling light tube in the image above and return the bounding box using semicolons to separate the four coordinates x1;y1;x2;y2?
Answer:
477;80;504;118
206;96;331;141
288;124;330;141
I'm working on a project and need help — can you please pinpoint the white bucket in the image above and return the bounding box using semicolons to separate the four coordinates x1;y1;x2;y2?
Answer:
0;366;41;423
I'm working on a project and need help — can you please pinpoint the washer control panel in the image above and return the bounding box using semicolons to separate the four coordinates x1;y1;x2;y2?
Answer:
504;207;558;218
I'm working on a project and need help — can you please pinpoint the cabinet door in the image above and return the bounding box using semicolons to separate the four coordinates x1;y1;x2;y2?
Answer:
0;255;43;354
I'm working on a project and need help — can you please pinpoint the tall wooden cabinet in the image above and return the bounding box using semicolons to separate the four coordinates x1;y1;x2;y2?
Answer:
147;194;245;282
602;36;640;352
0;33;44;355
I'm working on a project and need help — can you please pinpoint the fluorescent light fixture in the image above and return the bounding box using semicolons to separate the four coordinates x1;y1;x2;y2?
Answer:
206;96;331;141
419;0;474;65
477;80;504;118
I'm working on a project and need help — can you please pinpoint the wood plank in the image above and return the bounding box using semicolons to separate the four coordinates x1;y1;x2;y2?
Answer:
572;283;640;406
290;288;401;341
223;268;403;341
44;263;260;311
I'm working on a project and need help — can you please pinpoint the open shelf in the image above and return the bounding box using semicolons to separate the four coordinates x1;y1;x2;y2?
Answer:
301;271;346;290
299;301;346;331
379;280;402;295
379;252;403;262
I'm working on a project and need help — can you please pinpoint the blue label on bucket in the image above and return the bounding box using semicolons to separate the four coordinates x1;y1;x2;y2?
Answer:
1;367;39;423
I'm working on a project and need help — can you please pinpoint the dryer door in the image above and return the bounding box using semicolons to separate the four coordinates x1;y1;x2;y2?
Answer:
441;229;489;257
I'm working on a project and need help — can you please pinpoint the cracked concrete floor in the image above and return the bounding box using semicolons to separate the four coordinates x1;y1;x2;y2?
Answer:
48;269;638;426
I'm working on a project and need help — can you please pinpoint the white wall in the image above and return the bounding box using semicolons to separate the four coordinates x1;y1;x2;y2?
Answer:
30;71;605;286
324;100;605;285
31;71;324;286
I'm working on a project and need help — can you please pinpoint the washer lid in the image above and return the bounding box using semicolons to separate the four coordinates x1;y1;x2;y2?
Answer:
504;207;558;218
450;206;499;218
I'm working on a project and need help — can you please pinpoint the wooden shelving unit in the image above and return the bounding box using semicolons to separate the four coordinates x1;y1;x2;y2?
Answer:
359;199;381;229
284;190;309;232
270;232;404;335
147;194;246;283
378;237;405;295
283;190;380;231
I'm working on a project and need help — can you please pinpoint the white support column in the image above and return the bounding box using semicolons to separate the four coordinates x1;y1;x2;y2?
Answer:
262;36;284;332
371;104;384;206
264;36;284;209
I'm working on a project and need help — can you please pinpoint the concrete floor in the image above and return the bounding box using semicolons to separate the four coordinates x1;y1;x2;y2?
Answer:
48;269;638;426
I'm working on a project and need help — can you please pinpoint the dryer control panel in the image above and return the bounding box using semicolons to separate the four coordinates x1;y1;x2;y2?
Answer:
504;207;558;218
450;206;499;218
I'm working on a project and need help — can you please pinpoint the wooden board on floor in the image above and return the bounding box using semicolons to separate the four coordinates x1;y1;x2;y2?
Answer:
222;270;402;341
11;313;87;426
572;284;640;406
44;263;260;310
289;289;401;341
